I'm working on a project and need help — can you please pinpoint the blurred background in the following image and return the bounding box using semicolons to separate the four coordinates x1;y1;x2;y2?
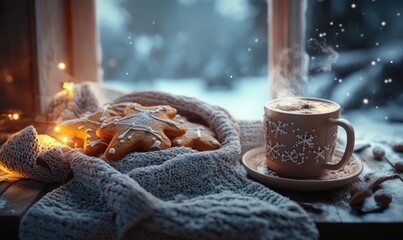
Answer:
97;0;403;121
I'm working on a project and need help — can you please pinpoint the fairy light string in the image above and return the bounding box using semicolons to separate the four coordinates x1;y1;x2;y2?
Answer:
0;61;76;141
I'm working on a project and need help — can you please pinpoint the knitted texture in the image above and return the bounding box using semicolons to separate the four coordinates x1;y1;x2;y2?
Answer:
0;127;71;182
0;83;318;239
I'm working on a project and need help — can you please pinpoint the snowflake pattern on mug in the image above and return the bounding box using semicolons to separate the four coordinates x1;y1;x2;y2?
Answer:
313;145;330;164
265;118;336;165
266;140;285;159
281;149;305;165
295;131;315;150
267;119;288;138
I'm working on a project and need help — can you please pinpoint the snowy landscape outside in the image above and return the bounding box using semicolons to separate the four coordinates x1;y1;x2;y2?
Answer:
96;0;403;126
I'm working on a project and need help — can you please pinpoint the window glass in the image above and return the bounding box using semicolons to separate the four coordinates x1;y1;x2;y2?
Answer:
305;0;403;118
97;0;403;121
97;0;268;120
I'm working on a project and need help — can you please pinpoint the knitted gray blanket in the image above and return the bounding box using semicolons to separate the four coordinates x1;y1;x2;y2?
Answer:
0;83;318;239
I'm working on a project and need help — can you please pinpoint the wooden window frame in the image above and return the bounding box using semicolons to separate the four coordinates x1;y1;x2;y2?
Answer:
0;0;99;116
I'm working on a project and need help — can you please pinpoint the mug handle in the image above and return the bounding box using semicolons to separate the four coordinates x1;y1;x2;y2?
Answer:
322;118;355;170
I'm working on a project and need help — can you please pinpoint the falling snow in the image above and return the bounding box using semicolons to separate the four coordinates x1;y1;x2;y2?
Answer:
98;0;403;122
363;98;369;104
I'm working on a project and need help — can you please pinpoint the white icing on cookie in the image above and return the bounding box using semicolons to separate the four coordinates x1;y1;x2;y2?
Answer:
88;140;109;148
100;104;183;152
195;127;203;139
151;140;161;149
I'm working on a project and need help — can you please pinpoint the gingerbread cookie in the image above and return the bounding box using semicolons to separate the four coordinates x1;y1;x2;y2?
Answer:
171;116;220;151
55;110;112;156
106;102;133;117
97;103;186;161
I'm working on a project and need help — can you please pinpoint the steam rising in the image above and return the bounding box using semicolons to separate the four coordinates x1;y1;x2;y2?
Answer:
270;46;309;98
270;40;339;99
307;39;339;73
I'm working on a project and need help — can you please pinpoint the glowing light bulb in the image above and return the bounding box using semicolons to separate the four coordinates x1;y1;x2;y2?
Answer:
63;82;74;91
7;113;19;120
62;137;68;144
5;75;13;83
55;126;60;132
58;62;66;70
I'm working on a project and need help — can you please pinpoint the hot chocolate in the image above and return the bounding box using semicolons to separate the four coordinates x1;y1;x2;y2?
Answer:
267;98;338;114
264;97;354;178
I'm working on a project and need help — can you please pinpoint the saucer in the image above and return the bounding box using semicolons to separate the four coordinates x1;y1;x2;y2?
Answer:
242;146;363;191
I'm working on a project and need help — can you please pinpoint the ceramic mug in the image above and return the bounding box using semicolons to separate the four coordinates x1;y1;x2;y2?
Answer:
264;97;355;178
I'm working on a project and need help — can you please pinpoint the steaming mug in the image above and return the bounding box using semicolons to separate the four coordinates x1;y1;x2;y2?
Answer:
264;97;355;178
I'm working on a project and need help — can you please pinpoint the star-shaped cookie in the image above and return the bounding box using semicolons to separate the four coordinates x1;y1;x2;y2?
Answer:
171;116;220;151
97;103;186;161
55;108;113;156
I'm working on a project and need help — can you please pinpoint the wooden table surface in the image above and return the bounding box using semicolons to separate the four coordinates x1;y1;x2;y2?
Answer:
0;110;402;240
274;144;403;240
